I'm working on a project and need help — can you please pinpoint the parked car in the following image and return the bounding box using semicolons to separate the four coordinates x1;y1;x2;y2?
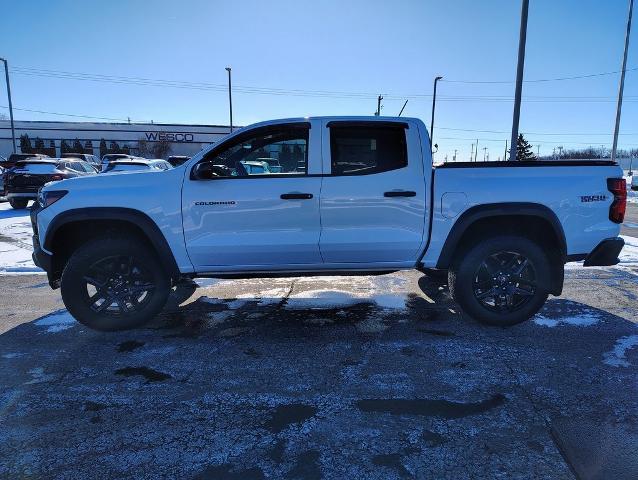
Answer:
167;155;190;167
62;153;100;167
239;160;272;175
0;153;49;170
100;154;134;170
258;157;283;173
101;159;172;174
5;158;97;209
0;165;6;197
31;116;626;331
632;175;637;191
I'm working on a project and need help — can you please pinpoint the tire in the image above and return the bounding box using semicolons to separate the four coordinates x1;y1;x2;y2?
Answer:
9;198;29;209
61;236;170;331
448;235;550;327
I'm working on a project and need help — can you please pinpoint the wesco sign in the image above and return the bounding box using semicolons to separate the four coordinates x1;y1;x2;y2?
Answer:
145;132;194;142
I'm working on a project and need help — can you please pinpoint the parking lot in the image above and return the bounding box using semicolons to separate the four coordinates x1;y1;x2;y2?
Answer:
1;202;638;479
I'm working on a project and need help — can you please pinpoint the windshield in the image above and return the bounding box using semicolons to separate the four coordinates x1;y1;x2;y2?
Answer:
13;163;59;174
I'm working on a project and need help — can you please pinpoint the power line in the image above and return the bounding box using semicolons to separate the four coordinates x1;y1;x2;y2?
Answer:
0;105;147;122
9;65;638;101
442;66;638;84
437;126;638;136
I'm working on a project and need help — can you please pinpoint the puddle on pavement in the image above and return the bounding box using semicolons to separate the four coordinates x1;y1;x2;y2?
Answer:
114;366;172;382
264;403;318;433
194;463;265;480
417;328;455;337
356;393;505;418
117;340;145;353
287;450;321;480
83;400;107;412
372;453;411;478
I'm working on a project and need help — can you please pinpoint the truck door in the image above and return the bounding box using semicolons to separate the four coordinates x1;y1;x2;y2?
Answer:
319;120;427;264
182;121;323;270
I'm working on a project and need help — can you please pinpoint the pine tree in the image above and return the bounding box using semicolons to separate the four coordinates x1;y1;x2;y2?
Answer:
60;139;71;154
84;140;93;154
516;134;536;161
99;139;108;158
34;137;45;154
48;140;57;157
19;134;33;154
109;141;120;154
72;138;84;154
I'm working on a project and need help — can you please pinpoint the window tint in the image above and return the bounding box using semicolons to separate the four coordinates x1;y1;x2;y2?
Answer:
330;126;407;175
204;126;308;177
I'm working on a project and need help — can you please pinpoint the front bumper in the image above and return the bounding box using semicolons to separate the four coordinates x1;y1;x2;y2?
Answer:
583;237;625;267
30;206;57;288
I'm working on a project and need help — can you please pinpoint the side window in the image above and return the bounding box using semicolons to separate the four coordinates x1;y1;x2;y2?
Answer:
203;126;309;177
330;125;407;175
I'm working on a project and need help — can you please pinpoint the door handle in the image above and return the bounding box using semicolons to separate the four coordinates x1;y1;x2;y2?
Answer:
281;193;313;200
384;190;417;198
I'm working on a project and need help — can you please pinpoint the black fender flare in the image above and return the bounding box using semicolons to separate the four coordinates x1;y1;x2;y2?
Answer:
44;207;181;278
435;202;567;270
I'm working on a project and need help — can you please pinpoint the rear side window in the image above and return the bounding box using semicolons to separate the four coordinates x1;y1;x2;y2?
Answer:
14;162;58;174
330;126;407;175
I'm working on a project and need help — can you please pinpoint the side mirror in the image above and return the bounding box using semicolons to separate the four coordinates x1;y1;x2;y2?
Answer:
191;161;232;180
191;161;216;180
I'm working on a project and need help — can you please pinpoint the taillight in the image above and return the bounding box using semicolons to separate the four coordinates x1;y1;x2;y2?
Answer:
607;178;627;224
50;175;63;181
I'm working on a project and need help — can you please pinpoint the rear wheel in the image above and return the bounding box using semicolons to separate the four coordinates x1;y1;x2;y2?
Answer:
61;237;170;331
448;235;550;326
9;198;29;209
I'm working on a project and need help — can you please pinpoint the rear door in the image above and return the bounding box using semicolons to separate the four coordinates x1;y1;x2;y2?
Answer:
182;121;323;270
319;120;427;264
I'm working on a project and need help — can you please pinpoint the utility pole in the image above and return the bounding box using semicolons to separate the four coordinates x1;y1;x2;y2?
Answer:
612;0;634;162
504;140;508;162
430;76;443;155
398;99;408;116
483;146;488;161
470;143;474;162
475;139;479;162
0;57;16;153
225;67;233;133
375;95;383;116
509;0;530;162
453;149;457;162
536;145;540;157
557;146;563;158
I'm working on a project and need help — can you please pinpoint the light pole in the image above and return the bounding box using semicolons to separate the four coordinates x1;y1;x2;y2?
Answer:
509;0;530;161
612;0;634;163
430;76;443;154
0;57;16;153
225;67;233;133
375;95;383;116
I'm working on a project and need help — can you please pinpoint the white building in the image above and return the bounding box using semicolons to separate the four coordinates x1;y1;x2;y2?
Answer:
0;120;233;159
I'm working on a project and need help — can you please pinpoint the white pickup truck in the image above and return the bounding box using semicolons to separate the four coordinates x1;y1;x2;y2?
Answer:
30;116;627;331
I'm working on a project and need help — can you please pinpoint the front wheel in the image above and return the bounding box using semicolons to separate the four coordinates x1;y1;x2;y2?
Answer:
61;237;170;331
448;235;550;326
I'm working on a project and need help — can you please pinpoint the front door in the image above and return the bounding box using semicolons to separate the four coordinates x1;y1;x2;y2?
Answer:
182;121;323;271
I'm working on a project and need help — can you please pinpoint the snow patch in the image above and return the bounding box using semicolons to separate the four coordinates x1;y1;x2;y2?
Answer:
533;313;600;328
34;311;76;333
0;203;44;274
603;335;638;367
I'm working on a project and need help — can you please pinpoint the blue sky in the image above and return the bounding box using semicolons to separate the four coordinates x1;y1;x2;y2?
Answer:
1;0;636;160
